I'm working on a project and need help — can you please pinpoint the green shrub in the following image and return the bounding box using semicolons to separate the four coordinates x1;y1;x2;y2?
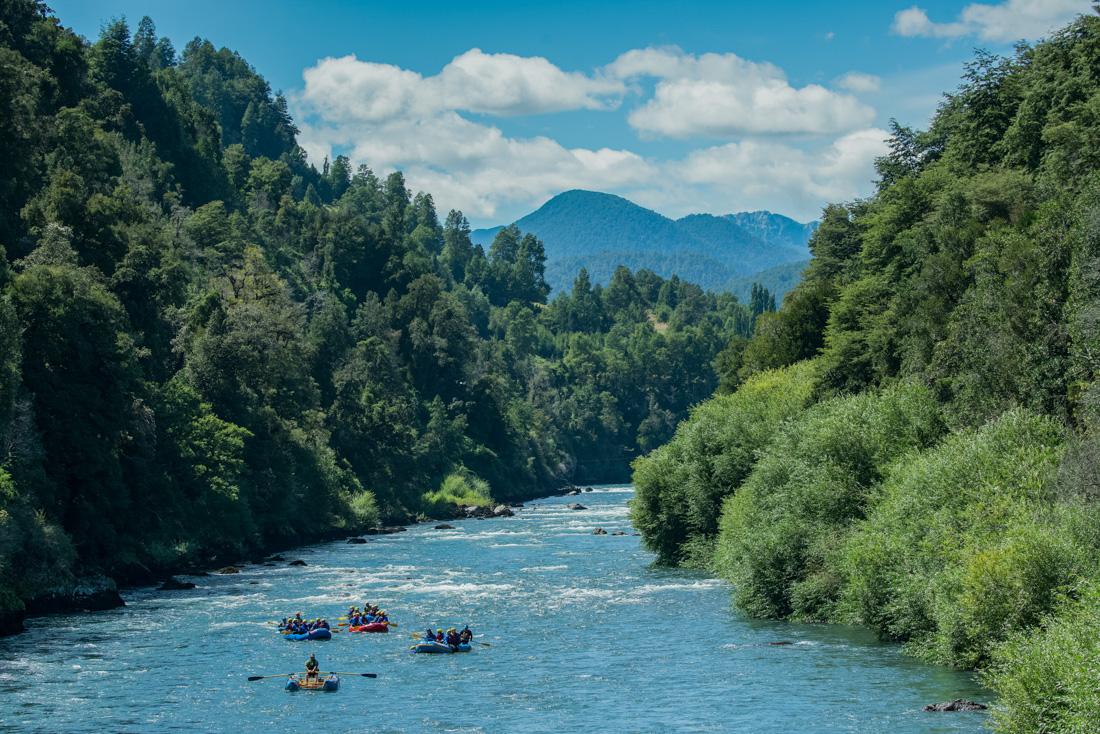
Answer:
838;410;1089;667
987;583;1100;734
348;491;380;529
713;381;945;620
631;360;816;565
422;470;493;513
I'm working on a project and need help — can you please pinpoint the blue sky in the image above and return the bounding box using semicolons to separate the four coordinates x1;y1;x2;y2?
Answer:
53;0;1091;225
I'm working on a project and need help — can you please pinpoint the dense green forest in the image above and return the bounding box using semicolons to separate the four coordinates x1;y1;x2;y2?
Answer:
0;2;772;628
633;13;1100;732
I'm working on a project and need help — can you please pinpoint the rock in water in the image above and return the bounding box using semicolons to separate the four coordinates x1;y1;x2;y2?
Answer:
157;577;196;591
611;531;626;536
923;700;988;712
25;575;125;615
567;489;581;496
346;537;368;544
584;487;593;492
566;503;587;511
492;505;514;517
593;528;607;535
434;523;455;530
215;566;240;575
288;559;307;567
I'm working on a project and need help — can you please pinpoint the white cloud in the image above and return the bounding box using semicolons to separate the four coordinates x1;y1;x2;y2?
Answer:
665;128;890;219
300;49;623;124
836;71;881;93
436;49;624;115
298;108;654;220
605;47;875;138
892;1;1087;42
295;48;887;223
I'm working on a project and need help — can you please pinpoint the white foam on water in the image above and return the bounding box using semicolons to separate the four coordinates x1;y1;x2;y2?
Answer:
629;579;726;595
520;565;567;572
383;581;515;598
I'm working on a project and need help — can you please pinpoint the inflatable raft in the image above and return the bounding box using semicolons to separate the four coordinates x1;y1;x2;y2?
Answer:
285;675;339;692
284;627;332;641
348;622;388;633
411;640;472;654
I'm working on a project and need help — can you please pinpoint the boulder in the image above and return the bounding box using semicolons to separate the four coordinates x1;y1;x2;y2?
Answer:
509;502;525;508
611;531;626;536
923;700;987;713
25;575;125;615
288;559;307;567
346;537;368;544
157;577;196;591
266;555;286;562
492;505;514;517
215;566;240;575
567;490;581;496
434;523;456;530
364;526;406;535
767;641;794;646
464;505;494;518
584;487;593;492
566;503;587;511
0;610;25;637
593;528;607;535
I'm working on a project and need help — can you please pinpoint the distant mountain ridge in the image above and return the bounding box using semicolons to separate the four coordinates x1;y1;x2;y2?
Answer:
471;190;816;300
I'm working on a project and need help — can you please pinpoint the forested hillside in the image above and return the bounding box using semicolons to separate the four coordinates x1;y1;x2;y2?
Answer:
0;2;771;631
471;190;813;297
632;13;1100;732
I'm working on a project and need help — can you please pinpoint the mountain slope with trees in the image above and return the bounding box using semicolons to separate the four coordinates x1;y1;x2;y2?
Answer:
471;190;814;297
0;2;774;633
632;12;1100;733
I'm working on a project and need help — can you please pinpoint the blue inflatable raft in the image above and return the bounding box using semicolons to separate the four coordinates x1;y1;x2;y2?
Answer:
284;627;332;641
411;640;472;654
285;675;339;692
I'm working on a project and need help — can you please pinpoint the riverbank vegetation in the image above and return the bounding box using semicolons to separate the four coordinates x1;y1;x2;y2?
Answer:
0;2;771;627
632;12;1100;732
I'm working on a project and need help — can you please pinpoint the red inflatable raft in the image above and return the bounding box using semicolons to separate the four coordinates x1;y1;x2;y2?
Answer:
348;622;389;633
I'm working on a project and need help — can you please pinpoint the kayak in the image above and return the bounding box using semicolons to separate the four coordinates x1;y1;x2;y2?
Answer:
285;675;339;692
348;622;388;633
284;627;332;641
411;640;472;654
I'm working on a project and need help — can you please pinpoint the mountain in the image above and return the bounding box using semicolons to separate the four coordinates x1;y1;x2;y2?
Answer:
471;190;816;299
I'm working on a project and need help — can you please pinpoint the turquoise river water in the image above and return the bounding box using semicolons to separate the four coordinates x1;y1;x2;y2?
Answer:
0;486;989;733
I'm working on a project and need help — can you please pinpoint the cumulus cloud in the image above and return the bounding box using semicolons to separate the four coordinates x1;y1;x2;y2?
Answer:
836;71;881;93
892;1;1087;42
297;107;654;220
665;128;890;218
295;47;887;222
606;47;875;138
300;49;623;123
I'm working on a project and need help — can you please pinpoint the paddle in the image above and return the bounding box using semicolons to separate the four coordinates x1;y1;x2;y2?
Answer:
325;672;378;678
248;673;295;681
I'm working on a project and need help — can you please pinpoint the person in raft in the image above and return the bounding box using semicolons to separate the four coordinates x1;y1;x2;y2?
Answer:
459;625;473;644
435;628;445;642
445;628;462;648
305;653;320;681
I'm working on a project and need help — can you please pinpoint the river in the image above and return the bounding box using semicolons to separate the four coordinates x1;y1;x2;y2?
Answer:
0;486;988;733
